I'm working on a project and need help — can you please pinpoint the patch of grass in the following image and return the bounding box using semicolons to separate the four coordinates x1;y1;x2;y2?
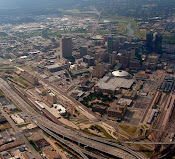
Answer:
0;89;4;97
18;123;30;128
119;124;137;136
118;135;128;141
135;144;154;157
13;77;28;87
139;30;147;40
138;129;143;137
145;129;150;136
118;22;127;35
43;131;50;138
90;125;115;139
81;128;101;137
23;66;33;72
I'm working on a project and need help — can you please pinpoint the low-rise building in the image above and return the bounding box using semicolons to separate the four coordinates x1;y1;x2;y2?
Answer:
123;90;137;100
34;139;50;149
45;64;69;73
35;86;46;96
92;105;107;115
107;104;127;120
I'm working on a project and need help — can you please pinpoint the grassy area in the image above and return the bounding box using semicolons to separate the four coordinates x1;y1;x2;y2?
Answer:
163;35;175;44
118;135;128;141
130;19;140;38
90;125;115;139
118;22;127;35
81;128;101;137
13;77;28;87
48;29;89;38
23;66;33;72
138;129;144;137
101;15;144;39
145;129;150;136
18;123;30;128
0;89;4;96
119;124;137;136
139;30;147;40
135;144;154;158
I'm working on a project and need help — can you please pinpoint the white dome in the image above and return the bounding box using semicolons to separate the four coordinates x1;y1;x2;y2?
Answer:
112;70;129;77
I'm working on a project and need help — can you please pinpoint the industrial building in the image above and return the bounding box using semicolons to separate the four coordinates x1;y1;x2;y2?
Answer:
20;71;39;85
147;109;159;124
161;76;174;92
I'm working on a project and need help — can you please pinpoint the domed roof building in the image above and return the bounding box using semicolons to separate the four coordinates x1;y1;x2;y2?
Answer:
112;70;132;79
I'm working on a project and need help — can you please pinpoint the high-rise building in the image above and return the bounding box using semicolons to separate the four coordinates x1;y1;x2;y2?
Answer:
146;33;153;52
107;37;113;53
83;55;95;67
80;46;88;57
154;33;162;54
109;53;117;66
92;63;105;78
47;92;57;106
60;37;72;59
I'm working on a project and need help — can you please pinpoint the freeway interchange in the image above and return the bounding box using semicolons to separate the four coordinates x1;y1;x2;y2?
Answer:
0;78;143;159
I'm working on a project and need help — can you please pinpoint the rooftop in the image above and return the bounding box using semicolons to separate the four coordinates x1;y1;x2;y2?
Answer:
112;70;129;77
96;75;134;90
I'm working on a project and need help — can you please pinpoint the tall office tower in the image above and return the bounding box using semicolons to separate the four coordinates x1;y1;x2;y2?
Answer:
47;92;57;106
80;46;88;57
107;36;113;53
146;33;153;52
109;53;117;66
60;37;72;59
92;63;105;78
154;33;162;54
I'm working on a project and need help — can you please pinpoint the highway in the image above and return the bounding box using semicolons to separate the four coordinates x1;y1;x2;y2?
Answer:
39;125;88;159
0;78;142;159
